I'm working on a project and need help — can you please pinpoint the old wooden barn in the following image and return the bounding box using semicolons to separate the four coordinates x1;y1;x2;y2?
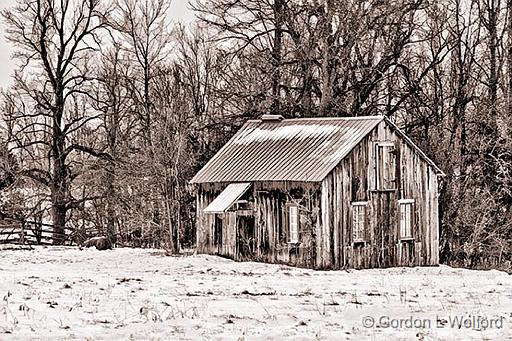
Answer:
190;115;444;269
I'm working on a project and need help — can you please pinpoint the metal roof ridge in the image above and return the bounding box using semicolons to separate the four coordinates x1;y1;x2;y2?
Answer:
247;115;384;123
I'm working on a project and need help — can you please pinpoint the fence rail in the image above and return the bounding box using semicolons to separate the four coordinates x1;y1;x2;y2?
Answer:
0;218;172;248
0;219;78;246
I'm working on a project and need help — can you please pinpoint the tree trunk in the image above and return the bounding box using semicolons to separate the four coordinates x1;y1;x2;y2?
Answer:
319;0;334;116
106;108;118;244
106;163;117;244
509;0;512;116
488;0;498;122
482;0;499;190
51;99;68;245
271;0;283;114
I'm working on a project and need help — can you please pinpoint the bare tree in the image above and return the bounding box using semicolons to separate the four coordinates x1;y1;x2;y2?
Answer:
110;0;172;148
91;45;135;243
2;0;111;243
194;0;286;115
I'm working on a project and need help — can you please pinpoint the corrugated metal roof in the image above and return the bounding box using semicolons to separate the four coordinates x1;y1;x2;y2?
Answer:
204;182;251;213
191;116;384;183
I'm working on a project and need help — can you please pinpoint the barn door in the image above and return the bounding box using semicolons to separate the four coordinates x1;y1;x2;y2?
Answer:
213;214;223;254
374;191;398;267
222;212;237;258
237;214;255;261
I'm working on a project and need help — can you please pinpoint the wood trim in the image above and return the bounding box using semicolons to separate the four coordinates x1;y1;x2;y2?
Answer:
374;141;395;147
370;189;397;193
383;117;445;176
374;142;379;190
400;237;415;242
374;142;397;190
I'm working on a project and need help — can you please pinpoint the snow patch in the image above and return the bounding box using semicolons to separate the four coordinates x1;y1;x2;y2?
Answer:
234;124;342;144
0;247;510;340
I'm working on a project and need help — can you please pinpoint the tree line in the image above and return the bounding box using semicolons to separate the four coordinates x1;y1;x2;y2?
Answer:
0;0;510;268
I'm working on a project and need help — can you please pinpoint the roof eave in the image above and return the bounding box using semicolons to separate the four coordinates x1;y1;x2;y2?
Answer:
190;179;324;185
384;117;445;176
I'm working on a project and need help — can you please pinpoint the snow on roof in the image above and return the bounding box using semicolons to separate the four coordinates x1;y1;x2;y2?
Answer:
203;182;251;213
190;116;384;183
233;124;343;145
190;115;444;184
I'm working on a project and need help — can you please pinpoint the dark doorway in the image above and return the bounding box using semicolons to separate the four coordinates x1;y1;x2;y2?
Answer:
237;215;255;260
375;191;397;267
213;214;223;252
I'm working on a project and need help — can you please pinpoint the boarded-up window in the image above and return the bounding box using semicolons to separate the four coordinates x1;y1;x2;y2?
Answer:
399;199;414;239
289;205;299;243
375;143;396;190
352;202;367;242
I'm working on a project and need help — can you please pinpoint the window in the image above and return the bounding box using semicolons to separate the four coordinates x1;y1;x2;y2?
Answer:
375;142;396;190
289;205;299;243
352;202;367;242
399;199;414;239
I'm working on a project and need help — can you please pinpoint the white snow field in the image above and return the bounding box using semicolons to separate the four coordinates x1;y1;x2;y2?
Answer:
0;246;510;340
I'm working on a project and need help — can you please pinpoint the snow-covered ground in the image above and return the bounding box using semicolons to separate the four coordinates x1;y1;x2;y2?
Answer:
0;246;510;340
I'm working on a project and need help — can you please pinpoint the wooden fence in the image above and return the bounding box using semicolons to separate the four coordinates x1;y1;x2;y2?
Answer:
0;218;171;247
0;219;81;245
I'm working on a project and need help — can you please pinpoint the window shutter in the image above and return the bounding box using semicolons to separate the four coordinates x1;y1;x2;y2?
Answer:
352;207;357;241
289;206;299;243
399;200;414;239
351;202;367;242
282;203;288;243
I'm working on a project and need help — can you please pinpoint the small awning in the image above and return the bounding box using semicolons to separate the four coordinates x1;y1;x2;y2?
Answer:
204;182;251;214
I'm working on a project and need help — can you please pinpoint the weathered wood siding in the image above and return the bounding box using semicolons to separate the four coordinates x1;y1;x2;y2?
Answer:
196;183;221;254
319;120;440;269
196;120;440;269
251;182;320;268
196;181;320;268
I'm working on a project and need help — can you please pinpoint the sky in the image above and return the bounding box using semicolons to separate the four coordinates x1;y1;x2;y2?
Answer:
0;0;196;89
